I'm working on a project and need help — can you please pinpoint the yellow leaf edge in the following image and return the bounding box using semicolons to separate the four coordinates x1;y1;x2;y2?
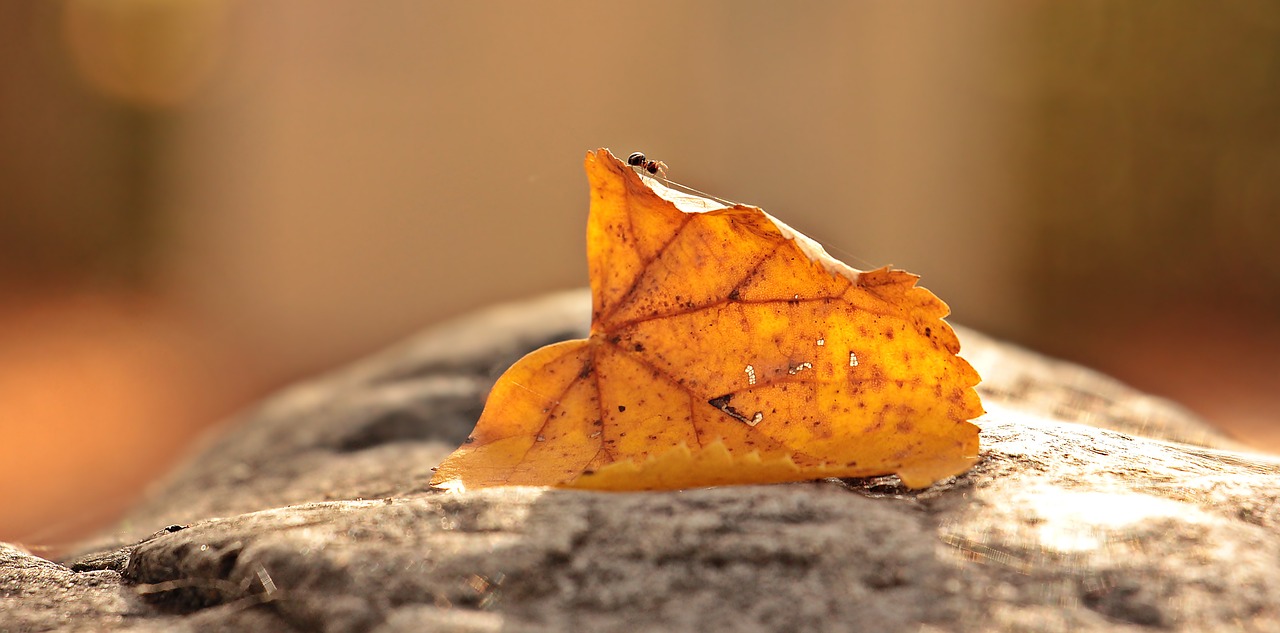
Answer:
568;437;978;491
433;435;979;493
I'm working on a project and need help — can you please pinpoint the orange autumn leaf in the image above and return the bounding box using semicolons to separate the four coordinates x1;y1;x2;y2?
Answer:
430;149;983;491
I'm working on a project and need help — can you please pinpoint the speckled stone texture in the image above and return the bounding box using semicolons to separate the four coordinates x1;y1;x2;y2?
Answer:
4;289;1279;633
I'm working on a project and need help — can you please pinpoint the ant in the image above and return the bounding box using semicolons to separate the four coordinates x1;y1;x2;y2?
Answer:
627;152;668;178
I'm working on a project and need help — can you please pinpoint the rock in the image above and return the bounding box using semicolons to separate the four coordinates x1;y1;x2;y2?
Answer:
4;289;1279;632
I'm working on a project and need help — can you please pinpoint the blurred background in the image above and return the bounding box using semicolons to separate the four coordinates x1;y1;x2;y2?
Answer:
2;1;1278;545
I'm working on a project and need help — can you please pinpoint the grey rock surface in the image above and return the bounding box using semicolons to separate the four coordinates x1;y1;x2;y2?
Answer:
4;289;1278;633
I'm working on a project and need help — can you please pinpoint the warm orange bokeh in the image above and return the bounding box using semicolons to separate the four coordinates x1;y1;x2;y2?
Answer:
0;290;265;546
62;0;231;109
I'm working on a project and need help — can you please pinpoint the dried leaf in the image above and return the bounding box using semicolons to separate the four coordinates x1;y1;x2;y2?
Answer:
431;149;982;491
